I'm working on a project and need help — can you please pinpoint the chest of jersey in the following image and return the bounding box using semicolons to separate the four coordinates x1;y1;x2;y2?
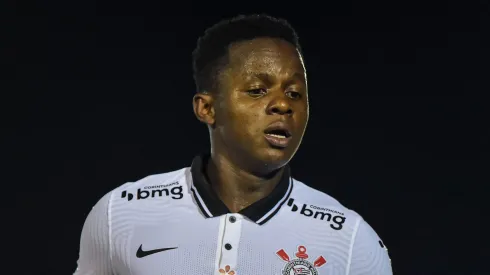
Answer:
111;202;354;275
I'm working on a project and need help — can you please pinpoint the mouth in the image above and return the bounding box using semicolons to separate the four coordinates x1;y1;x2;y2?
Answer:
264;123;292;148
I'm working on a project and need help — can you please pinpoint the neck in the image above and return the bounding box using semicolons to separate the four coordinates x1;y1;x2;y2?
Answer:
205;153;284;213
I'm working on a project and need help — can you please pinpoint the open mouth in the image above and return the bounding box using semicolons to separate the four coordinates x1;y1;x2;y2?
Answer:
264;129;292;139
264;126;292;148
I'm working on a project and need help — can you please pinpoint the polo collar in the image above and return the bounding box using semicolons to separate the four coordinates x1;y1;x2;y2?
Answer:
189;154;293;225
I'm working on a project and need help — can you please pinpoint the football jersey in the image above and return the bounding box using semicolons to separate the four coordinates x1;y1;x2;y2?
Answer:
74;155;393;275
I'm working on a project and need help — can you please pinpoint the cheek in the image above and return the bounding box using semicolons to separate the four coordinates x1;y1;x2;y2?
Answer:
299;108;309;126
226;101;264;138
231;107;258;133
295;102;309;125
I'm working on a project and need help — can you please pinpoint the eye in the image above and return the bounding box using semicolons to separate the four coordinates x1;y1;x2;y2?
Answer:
247;88;267;97
286;91;302;100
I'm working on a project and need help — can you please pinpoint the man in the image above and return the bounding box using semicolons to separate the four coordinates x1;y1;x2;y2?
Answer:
74;14;393;275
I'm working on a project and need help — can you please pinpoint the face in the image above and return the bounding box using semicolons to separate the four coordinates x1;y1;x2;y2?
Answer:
194;38;309;173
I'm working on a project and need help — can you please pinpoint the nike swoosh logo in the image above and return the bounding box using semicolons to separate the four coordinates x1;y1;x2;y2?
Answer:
136;244;177;258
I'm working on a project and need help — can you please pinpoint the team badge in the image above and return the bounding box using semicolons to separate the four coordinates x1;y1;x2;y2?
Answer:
276;245;326;275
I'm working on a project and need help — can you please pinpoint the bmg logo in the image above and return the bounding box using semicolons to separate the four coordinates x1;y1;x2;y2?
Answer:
121;185;183;201
287;198;346;230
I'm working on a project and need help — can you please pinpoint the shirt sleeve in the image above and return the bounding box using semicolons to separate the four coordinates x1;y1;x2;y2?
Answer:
348;219;393;275
73;191;113;275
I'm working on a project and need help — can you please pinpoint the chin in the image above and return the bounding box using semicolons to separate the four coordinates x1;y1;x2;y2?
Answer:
258;147;294;168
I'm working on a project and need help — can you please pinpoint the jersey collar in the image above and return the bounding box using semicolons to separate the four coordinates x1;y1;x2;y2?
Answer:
189;154;293;225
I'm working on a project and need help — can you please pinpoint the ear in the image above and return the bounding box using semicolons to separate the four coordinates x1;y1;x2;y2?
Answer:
192;92;216;126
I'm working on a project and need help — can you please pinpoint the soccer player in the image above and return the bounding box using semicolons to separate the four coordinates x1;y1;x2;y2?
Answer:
74;14;393;275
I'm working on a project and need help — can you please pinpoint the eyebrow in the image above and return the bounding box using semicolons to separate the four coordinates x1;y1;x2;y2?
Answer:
252;73;274;85
251;72;306;85
290;72;307;84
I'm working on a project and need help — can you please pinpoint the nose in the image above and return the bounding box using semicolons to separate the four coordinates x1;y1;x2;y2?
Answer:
266;95;293;116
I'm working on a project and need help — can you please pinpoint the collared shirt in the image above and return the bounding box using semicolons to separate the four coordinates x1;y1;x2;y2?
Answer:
74;155;393;275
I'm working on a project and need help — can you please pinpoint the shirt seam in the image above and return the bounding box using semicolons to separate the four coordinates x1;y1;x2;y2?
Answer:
108;190;115;275
346;217;362;275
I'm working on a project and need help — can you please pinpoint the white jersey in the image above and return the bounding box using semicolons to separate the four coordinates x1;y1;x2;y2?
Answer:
74;155;392;275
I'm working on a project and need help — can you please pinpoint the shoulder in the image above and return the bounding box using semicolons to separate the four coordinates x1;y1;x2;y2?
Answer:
91;167;190;212
349;214;393;274
112;167;189;198
288;179;388;239
290;178;363;220
290;179;392;265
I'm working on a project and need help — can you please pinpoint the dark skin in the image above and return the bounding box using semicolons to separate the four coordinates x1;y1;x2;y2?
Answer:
193;37;309;212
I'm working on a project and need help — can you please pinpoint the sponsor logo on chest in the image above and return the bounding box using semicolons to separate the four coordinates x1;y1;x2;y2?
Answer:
121;181;183;201
287;198;346;230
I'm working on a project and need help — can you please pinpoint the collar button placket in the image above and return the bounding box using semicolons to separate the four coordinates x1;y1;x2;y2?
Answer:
216;214;242;275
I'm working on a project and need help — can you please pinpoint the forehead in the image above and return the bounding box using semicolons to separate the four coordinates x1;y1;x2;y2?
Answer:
225;38;305;77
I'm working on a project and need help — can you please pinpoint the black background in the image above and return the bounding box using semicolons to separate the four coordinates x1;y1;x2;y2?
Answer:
8;0;489;274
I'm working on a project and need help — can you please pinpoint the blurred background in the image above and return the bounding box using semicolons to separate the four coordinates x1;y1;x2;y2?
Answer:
6;0;489;274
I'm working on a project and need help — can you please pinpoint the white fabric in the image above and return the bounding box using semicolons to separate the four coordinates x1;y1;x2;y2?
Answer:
348;219;393;275
74;191;113;275
74;167;392;275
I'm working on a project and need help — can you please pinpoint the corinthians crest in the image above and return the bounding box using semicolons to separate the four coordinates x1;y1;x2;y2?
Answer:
276;245;326;275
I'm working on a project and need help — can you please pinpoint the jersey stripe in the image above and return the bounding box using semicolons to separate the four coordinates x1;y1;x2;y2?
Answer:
256;178;294;225
190;184;213;218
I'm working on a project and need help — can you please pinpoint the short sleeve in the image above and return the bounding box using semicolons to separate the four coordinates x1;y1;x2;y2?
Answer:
348;219;393;275
73;191;113;275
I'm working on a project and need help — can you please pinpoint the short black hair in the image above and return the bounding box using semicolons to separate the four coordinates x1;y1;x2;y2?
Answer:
192;14;302;93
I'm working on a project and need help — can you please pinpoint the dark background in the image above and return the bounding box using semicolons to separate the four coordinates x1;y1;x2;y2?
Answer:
8;0;489;274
